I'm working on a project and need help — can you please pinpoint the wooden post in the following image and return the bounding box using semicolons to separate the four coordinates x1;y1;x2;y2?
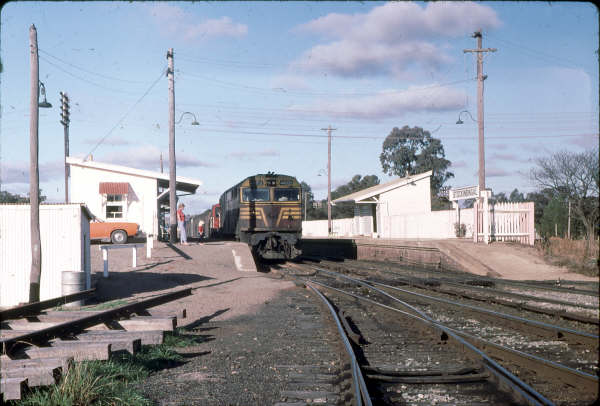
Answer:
102;248;109;278
132;246;137;268
167;48;177;243
567;200;571;239
528;202;535;246
29;24;42;303
473;200;479;243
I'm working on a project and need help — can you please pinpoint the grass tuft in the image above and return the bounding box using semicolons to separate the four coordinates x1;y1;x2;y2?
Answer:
17;360;151;406
15;341;187;405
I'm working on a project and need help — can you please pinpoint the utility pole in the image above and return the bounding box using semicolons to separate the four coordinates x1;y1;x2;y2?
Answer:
321;125;336;235
464;30;496;193
167;48;177;244
60;91;70;203
567;200;571;239
29;24;41;303
160;152;164;173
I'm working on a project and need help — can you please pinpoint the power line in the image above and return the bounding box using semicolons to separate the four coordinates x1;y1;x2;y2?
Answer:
178;70;477;97
86;68;166;157
39;49;150;83
485;33;580;68
40;56;145;95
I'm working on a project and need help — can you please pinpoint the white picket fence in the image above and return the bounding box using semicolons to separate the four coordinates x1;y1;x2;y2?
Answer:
474;201;535;245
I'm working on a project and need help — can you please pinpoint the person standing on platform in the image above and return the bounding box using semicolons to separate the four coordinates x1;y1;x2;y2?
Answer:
177;203;188;245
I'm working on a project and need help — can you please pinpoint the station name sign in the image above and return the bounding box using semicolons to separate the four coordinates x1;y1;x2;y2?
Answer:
449;185;479;201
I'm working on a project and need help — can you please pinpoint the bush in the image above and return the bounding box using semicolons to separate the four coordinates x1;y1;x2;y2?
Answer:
454;222;466;237
538;237;599;276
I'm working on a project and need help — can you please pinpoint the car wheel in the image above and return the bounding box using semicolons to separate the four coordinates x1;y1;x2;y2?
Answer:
111;230;127;244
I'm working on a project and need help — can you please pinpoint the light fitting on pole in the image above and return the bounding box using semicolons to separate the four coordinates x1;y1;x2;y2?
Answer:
38;81;52;108
456;110;476;125
175;111;199;125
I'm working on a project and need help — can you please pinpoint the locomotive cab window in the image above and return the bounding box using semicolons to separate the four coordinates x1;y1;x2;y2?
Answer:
274;188;300;202
242;188;270;202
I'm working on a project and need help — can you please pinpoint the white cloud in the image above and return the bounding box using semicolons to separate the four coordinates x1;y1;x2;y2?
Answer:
149;4;247;41
1;161;64;184
293;40;450;77
450;160;468;168
294;2;500;77
97;145;212;170
289;84;466;119
227;149;280;160
486;167;511;178
270;75;310;91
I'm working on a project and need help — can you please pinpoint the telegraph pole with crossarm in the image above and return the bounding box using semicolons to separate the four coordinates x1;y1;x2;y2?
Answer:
60;91;70;203
463;30;496;194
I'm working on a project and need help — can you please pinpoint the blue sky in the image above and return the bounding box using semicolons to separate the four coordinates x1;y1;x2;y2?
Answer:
1;1;598;214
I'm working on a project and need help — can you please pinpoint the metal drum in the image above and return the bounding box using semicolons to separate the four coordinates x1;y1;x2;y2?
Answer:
61;271;86;307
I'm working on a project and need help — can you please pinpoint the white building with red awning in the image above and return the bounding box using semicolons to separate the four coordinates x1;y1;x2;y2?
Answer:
67;157;202;239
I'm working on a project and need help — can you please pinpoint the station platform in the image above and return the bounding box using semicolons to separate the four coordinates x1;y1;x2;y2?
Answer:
90;240;293;326
301;236;597;282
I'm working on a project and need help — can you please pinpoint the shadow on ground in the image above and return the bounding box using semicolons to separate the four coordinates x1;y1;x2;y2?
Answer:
94;271;213;301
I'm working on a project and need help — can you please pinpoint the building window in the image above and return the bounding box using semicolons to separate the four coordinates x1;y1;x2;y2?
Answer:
105;194;126;218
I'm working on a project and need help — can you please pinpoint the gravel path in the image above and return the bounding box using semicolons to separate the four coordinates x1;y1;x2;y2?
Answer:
138;287;343;406
89;241;343;405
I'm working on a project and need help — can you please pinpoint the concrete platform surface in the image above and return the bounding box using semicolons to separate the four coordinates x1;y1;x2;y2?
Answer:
309;236;597;282
90;241;295;325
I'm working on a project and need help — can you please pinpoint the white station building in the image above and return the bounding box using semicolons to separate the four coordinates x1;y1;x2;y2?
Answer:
67;157;202;239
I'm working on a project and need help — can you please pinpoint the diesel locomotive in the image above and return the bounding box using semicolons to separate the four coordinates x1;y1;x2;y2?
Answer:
219;173;302;259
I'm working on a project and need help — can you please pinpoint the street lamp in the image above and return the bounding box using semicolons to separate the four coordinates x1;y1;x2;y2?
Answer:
38;81;52;108
175;111;199;126
455;110;476;125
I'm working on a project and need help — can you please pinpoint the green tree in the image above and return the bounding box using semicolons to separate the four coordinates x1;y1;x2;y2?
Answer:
525;188;554;230
540;195;568;238
380;126;453;195
509;188;525;202
0;190;26;203
0;189;46;203
331;174;380;219
531;148;599;249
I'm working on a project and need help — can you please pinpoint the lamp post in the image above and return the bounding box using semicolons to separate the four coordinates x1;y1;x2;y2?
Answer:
29;25;53;303
167;110;199;242
175;111;200;126
455;110;476;125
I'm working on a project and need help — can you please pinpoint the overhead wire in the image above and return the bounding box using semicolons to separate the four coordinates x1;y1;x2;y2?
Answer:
86;68;166;157
485;33;581;68
178;70;477;98
40;56;147;95
39;49;151;83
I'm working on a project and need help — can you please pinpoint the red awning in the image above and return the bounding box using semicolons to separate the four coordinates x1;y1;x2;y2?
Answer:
99;182;129;194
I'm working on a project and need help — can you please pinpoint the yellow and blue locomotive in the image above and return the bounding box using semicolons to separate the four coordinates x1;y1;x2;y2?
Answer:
219;172;302;259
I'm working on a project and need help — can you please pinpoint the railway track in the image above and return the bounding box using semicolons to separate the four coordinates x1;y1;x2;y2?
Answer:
314;259;599;332
0;288;191;401
277;261;599;405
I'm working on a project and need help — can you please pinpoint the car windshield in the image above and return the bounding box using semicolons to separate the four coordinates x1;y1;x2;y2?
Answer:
274;188;300;201
242;188;270;202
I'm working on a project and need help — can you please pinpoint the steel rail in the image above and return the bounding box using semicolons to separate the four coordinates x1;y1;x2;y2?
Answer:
379;270;599;311
355;257;599;297
386;275;599;325
312;266;598;348
308;279;598;400
1;288;192;355
0;289;96;321
307;278;553;406
305;282;372;406
367;279;599;348
461;276;599;297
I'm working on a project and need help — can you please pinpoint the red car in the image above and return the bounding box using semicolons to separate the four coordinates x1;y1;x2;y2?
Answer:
90;221;139;244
